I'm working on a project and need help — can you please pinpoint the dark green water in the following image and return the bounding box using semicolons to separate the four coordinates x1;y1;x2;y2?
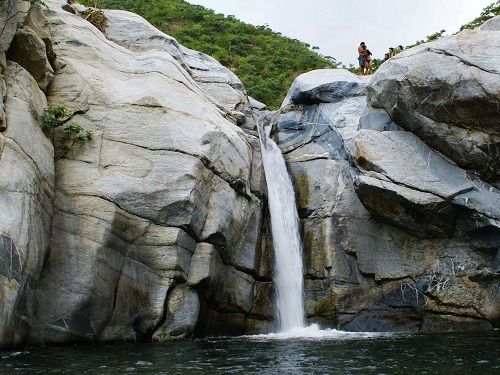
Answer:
1;331;499;374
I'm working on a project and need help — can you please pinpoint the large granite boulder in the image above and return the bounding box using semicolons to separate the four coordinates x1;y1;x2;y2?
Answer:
479;15;500;31
153;285;200;340
352;130;500;237
0;0;31;58
274;66;499;331
7;25;54;91
367;22;500;185
282;69;368;107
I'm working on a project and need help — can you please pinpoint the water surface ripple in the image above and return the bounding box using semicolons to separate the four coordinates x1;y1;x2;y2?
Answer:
1;331;499;374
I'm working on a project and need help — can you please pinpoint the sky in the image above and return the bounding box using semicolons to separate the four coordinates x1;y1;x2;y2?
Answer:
188;0;492;65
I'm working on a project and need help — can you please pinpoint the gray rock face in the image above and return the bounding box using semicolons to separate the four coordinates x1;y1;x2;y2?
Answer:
479;15;500;31
0;0;269;347
181;45;247;111
0;62;54;348
275;66;499;331
0;77;5;131
352;130;500;236
367;25;500;185
0;0;30;54
0;0;31;130
7;25;54;91
103;9;191;73
153;285;200;340
101;8;263;131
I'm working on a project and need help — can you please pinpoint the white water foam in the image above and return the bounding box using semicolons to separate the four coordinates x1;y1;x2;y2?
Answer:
258;121;305;332
248;324;390;341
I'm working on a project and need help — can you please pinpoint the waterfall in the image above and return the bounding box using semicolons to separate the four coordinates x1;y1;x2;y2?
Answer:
258;120;305;332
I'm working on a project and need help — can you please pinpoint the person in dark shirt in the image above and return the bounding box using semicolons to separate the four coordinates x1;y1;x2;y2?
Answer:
357;42;366;75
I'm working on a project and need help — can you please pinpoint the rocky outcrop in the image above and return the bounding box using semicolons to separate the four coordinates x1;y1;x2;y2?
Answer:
27;0;272;345
282;69;367;107
7;3;55;92
275;59;499;331
1;1;55;348
367;23;500;186
0;0;31;131
0;0;272;348
0;61;54;347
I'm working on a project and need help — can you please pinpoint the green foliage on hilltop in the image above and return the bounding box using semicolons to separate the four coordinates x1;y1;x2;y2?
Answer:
407;1;499;48
460;0;500;30
406;29;446;49
80;0;335;109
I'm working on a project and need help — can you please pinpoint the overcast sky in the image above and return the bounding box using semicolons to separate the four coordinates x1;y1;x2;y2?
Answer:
188;0;492;65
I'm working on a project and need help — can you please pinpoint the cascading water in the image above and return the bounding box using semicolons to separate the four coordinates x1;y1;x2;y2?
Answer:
258;119;305;332
255;118;383;340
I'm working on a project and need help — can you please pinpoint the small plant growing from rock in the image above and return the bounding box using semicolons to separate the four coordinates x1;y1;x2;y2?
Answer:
80;8;107;33
42;104;94;160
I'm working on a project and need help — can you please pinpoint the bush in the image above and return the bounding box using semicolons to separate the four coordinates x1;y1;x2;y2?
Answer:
42;104;94;160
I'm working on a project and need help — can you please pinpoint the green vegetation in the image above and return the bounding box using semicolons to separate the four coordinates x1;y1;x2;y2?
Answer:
42;104;94;160
80;8;108;33
407;1;499;48
460;0;500;30
406;29;446;49
77;0;498;102
79;0;335;108
376;1;499;71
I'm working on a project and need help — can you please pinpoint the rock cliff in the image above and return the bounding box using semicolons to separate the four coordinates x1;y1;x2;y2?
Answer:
0;0;498;348
275;20;499;330
0;0;271;347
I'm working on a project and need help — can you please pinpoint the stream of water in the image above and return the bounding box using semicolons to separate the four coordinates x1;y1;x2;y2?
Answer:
258;121;305;332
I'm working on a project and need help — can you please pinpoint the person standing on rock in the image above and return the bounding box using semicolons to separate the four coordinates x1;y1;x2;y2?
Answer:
358;42;367;75
364;49;373;74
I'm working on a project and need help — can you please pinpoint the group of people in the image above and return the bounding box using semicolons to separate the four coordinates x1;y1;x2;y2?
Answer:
383;45;404;61
357;42;405;75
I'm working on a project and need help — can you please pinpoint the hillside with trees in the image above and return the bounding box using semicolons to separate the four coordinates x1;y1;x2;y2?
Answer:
81;1;499;106
81;0;335;108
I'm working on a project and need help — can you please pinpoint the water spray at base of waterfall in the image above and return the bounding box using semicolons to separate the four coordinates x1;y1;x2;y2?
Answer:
257;117;385;338
258;118;306;332
248;324;391;340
